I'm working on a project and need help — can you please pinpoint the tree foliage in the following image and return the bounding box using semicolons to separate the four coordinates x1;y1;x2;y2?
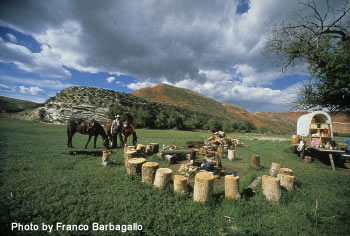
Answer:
265;0;350;113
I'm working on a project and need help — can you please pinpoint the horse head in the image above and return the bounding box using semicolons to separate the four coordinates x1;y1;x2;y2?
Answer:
123;120;130;128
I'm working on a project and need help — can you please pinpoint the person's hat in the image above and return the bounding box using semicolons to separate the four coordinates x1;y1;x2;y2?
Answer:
116;115;121;118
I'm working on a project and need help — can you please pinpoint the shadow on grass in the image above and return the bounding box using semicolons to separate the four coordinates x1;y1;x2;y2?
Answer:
308;149;348;169
64;150;114;157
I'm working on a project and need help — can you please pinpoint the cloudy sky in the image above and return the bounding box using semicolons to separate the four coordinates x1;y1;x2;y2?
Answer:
0;0;332;112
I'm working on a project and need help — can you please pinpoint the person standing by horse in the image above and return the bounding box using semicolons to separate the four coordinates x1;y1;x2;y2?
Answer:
111;115;124;148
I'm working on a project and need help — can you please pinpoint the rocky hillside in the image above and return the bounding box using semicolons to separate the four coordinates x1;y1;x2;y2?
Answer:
0;96;40;113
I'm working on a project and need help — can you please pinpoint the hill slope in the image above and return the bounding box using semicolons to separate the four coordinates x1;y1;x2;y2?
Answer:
0;96;40;113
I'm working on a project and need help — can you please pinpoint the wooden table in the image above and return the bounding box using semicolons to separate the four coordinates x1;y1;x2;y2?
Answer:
309;147;345;171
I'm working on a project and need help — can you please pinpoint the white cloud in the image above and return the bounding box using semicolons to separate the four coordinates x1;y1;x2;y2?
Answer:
127;81;156;90
0;83;15;92
1;76;73;89
106;76;115;83
5;33;17;43
19;85;45;95
0;0;340;111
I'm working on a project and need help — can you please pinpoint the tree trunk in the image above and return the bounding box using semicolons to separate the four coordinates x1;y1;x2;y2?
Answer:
127;158;146;176
193;172;215;203
225;175;241;199
141;162;159;184
153;168;172;188
262;175;281;204
173;175;188;194
277;174;296;191
251;155;260;169
269;163;281;177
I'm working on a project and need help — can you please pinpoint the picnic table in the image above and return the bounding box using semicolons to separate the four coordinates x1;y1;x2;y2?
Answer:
309;147;345;171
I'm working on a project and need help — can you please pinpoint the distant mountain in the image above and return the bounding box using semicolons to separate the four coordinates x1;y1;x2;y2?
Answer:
0;96;40;113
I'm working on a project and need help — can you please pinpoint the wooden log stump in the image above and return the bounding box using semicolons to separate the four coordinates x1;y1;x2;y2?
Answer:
149;143;159;153
141;162;159;184
262;175;281;204
124;146;136;153
225;175;241;199
305;156;312;164
227;149;235;161
127;158;146;176
102;151;111;166
173;175;188;194
269;163;281;177
154;168;172;188
136;144;146;153
124;150;138;167
279;168;293;176
193;172;215;203
251;155;260;169
145;145;152;155
277;174;296;191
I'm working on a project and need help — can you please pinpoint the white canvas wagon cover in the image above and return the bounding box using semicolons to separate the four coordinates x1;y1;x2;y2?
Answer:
297;111;333;138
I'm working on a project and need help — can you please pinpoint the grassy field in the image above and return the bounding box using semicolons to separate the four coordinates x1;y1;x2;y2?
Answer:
0;118;349;235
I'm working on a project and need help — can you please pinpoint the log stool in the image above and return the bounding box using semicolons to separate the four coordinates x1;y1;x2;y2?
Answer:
102;151;111;166
279;168;293;176
225;175;241;199
136;144;146;153
141;162;159;184
269;163;281;177
252;155;260;169
154;168;172;188
228;149;235;161
193;172;215;203
305;156;312;164
149;143;159;153
127;158;146;176
124;150;138;167
262;175;281;204
277;174;296;191
173;175;188;194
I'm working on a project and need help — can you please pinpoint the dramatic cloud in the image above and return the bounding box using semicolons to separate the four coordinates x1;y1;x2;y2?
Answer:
5;33;17;43
19;85;45;95
0;0;341;111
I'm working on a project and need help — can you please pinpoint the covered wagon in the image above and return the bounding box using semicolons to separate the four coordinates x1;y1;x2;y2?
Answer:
291;111;345;170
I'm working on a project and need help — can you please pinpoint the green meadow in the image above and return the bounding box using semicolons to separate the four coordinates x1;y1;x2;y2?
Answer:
0;118;349;235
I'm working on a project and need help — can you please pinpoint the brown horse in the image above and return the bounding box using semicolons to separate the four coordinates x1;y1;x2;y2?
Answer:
67;119;109;148
106;120;137;147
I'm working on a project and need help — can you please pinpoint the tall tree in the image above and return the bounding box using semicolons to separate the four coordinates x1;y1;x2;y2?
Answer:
265;0;350;113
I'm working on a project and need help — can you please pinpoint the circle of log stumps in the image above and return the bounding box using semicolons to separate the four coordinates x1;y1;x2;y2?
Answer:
173;175;188;194
127;158;146;176
141;162;159;184
251;155;260;169
124;150;138;167
262;175;281;204
227;149;235;161
154;168;172;188
279;168;293;176
225;175;241;199
269;163;281;177
277;174;296;191
193;172;215;203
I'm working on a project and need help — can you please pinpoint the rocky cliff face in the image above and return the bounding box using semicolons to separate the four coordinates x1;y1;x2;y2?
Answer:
21;86;121;124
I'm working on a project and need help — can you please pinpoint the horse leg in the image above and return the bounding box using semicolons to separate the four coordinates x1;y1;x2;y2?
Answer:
132;132;137;146
122;134;127;147
85;135;92;149
93;135;98;148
